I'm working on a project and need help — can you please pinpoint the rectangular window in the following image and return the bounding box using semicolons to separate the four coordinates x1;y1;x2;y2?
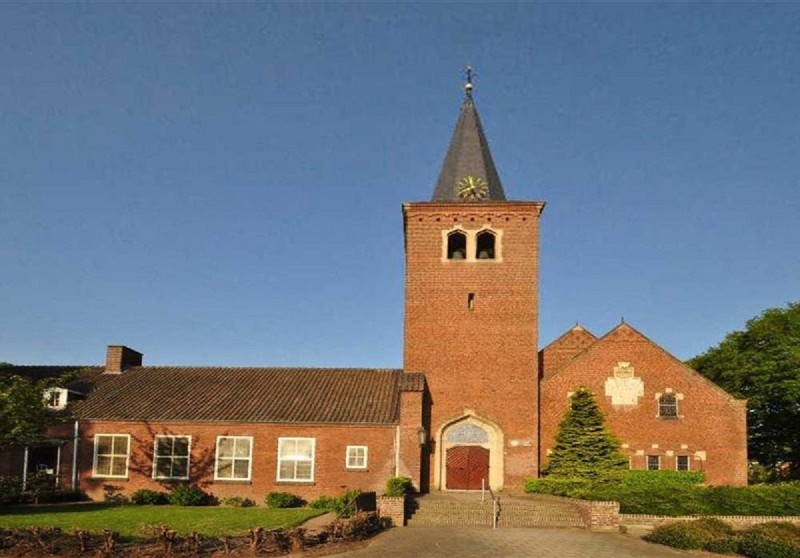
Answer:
93;434;130;478
153;435;191;479
676;455;691;471
215;436;253;481
647;455;660;471
277;438;315;482
346;445;368;470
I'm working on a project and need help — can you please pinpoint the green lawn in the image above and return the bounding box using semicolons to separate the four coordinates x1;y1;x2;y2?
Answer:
0;503;326;538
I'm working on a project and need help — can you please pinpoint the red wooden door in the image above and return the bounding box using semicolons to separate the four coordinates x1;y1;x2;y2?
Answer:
446;446;489;490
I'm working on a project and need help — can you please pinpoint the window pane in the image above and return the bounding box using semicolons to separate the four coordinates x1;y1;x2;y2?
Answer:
297;439;313;459
233;460;249;479
234;438;251;458
218;437;234;457
217;458;232;479
96;436;112;455
172;458;189;478
155;457;172;478
296;461;312;480
111;457;127;477
279;439;295;458
279;461;295;480
96;456;111;475
113;436;129;454
156;438;172;456
173;437;190;456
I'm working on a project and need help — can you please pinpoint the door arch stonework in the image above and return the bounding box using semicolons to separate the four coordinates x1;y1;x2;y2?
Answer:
436;412;504;491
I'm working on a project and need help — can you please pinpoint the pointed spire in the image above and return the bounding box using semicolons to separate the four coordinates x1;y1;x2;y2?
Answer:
431;67;506;202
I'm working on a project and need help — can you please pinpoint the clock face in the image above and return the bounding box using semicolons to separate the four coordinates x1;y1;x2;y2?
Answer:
457;175;489;200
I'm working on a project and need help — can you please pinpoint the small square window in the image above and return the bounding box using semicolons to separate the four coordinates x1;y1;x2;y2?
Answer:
647;455;660;471
676;455;690;471
346;446;368;470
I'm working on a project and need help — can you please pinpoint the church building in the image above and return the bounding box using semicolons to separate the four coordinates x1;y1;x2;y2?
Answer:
0;77;748;500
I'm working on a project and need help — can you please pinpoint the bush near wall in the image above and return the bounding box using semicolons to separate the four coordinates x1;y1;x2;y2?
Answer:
524;473;800;516
646;519;800;558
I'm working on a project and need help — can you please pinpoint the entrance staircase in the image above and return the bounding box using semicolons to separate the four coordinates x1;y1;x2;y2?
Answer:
406;492;585;529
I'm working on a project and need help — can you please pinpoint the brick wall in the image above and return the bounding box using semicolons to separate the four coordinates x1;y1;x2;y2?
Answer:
540;323;748;485
403;201;545;490
71;421;405;502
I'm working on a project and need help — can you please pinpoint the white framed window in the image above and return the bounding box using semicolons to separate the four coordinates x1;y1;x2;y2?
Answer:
676;455;691;471
647;455;660;471
346;445;368;470
44;388;68;410
277;437;315;482
93;434;130;478
153;435;191;479
214;436;253;481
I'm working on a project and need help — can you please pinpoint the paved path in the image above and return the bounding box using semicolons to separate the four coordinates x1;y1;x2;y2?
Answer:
325;526;721;557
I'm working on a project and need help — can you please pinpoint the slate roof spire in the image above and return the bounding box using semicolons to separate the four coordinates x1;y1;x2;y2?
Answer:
431;67;507;202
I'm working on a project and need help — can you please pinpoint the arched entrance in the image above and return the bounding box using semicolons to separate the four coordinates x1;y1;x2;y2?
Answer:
440;418;501;491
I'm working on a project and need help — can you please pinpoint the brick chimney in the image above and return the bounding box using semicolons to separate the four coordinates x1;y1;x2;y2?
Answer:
105;345;143;374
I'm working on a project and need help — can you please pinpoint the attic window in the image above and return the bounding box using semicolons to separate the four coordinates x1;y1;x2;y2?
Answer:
44;388;68;410
447;231;467;260
658;393;678;418
476;230;495;259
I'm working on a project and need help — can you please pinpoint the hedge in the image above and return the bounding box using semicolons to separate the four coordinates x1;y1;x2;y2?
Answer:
646;520;800;558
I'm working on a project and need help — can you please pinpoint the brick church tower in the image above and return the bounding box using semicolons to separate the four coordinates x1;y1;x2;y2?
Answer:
403;75;545;491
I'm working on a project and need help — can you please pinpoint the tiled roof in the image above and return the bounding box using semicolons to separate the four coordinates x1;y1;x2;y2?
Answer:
0;366;104;393
431;95;507;202
399;372;426;392
71;367;407;424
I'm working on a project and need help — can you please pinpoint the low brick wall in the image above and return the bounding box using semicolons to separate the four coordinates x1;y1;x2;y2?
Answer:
377;495;406;527
571;499;620;530
622;514;800;530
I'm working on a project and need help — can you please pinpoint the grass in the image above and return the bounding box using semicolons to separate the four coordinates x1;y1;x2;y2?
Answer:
0;503;326;538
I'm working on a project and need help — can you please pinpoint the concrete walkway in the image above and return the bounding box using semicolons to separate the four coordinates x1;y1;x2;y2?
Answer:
324;526;723;557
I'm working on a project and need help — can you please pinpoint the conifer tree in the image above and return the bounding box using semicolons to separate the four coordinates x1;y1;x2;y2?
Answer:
543;387;628;481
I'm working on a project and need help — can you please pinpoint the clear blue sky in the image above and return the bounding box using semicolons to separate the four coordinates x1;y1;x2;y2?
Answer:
2;2;798;367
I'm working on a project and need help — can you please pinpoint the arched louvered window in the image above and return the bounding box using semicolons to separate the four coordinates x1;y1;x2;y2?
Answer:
475;230;496;260
447;231;467;260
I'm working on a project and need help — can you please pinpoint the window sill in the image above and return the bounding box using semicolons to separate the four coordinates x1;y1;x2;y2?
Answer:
212;479;253;485
274;481;316;486
345;468;369;472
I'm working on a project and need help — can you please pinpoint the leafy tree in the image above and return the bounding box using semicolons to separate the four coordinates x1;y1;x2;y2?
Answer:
543;387;628;481
689;302;800;478
0;372;72;451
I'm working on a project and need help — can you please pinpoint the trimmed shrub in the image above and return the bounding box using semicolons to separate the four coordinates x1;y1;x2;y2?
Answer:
221;496;256;507
622;470;705;488
644;518;735;551
384;476;412;497
738;522;800;558
168;485;215;506
265;491;302;508
130;489;169;505
523;477;592;498
309;495;336;510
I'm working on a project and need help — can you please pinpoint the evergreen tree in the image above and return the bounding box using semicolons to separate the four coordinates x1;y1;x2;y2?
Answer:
543;387;628;481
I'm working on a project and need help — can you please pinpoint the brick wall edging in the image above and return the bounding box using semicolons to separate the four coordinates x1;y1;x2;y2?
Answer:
622;514;800;528
377;495;406;527
540;495;620;530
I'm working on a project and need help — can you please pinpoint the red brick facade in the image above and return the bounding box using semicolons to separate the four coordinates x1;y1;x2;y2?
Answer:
403;201;545;491
540;323;747;485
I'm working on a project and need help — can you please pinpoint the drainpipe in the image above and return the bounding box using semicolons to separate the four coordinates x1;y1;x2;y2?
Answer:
55;444;62;487
394;425;400;477
71;420;79;491
22;447;29;492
